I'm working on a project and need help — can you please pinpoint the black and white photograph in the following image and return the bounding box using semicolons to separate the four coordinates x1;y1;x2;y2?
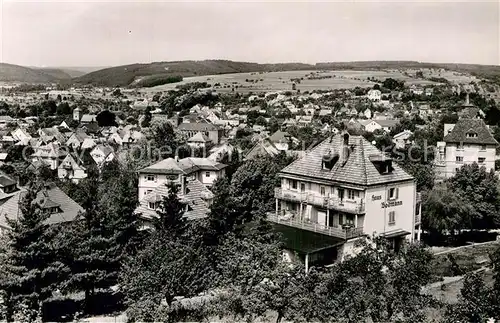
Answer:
0;0;499;322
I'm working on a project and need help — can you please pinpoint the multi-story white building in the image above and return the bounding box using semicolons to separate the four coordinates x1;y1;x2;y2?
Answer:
269;133;421;270
436;118;497;179
137;157;227;199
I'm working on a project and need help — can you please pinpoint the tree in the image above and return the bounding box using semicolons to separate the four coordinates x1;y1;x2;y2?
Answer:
444;273;495;322
141;106;152;128
447;163;500;230
0;182;68;322
96;110;117;127
422;186;474;236
153;182;187;238
149;119;176;149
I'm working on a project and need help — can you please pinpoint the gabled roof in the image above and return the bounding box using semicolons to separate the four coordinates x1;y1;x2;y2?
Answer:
135;179;213;221
139;157;226;175
443;119;497;145
0;184;83;229
269;130;290;144
280;134;414;186
188;132;211;143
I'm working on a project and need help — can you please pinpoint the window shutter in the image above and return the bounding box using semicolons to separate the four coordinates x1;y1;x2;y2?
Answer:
287;179;290;190
144;175;148;180
154;176;157;183
387;188;391;201
396;188;399;199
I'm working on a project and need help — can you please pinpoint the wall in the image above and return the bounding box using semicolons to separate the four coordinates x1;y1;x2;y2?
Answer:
364;180;416;239
138;173;176;199
444;143;496;178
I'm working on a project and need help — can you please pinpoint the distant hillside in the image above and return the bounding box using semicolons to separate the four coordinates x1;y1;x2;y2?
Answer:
316;61;500;83
73;60;316;87
0;63;60;83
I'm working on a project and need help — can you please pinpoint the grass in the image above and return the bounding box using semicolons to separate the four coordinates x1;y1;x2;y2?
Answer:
430;241;499;278
140;69;441;93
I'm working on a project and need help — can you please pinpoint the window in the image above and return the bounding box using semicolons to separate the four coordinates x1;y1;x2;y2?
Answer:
320;186;326;196
388;187;398;200
146;175;156;182
145;190;152;196
291;180;297;190
478;157;486;164
480;145;487;151
205;172;210;177
456;156;463;163
338;215;343;226
300;183;306;192
388;211;396;225
338;188;344;201
307;182;312;190
348;190;359;200
455;167;460;173
148;202;156;210
457;143;464;150
466;132;477;138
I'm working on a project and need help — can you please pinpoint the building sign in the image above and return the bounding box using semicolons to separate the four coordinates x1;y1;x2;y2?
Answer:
381;200;403;208
372;195;382;201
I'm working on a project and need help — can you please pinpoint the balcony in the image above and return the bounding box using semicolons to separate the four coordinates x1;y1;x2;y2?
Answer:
275;188;365;214
267;212;364;240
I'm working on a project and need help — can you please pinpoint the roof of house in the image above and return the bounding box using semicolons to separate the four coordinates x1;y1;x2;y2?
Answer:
375;119;400;128
58;154;86;171
444;119;498;145
393;130;413;140
92;144;115;157
268;130;290;144
280;134;414;186
188;132;211;143
135;179;213;221
245;140;280;160
80;114;97;123
0;184;83;229
139;157;226;175
178;122;218;132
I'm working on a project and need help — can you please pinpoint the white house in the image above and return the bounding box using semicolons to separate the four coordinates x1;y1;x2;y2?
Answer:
367;89;382;102
57;155;87;183
392;130;413;149
137;157;227;199
435;118;497;179
90;145;116;166
11;128;32;143
187;132;212;149
270;133;421;270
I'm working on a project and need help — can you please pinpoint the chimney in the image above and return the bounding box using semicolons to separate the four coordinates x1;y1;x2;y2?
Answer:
341;133;350;165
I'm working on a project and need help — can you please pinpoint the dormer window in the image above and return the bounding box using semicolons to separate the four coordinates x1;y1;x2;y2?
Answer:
466;131;478;138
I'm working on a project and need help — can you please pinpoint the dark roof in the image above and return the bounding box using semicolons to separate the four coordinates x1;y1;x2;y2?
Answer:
0;185;83;229
280;134;414;186
272;223;344;254
443;119;498;145
139;157;226;175
0;176;16;187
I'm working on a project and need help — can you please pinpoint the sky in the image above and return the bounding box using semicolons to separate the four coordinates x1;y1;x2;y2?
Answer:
0;0;499;67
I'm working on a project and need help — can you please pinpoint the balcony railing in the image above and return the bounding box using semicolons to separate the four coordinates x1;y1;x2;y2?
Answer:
275;188;365;214
267;212;364;240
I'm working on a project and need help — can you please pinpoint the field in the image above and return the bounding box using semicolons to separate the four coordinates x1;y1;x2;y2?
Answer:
140;69;441;94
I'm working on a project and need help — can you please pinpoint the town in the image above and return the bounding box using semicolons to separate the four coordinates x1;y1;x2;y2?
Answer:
1;1;500;322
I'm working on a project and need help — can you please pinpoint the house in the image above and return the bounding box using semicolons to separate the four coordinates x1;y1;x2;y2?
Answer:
90;144;116;166
208;143;236;162
135;176;214;229
376;119;400;133
31;142;67;170
318;109;332;117
436;118;498;179
80;114;97;124
81;138;97;150
0;116;15;125
269;130;292;151
57;155;87;183
358;119;382;133
424;88;434;96
0;183;84;234
66;130;89;149
392;130;413;149
410;86;424;95
38;127;66;143
138;157;226;199
246;140;281;160
178;122;223;144
295;115;313;127
187;132;212;149
269;133;421;270
11;128;32;143
367;89;382;102
419;104;433;118
0;173;21;203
